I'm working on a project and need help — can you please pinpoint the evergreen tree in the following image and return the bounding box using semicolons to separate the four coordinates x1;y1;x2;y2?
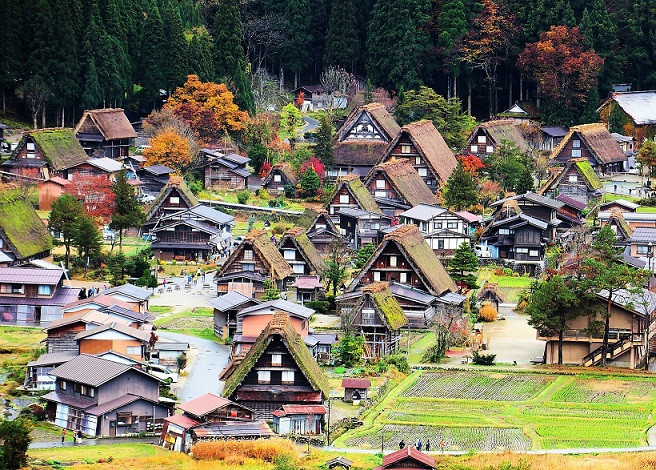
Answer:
162;1;188;94
447;242;479;288
140;0;166;106
354;243;375;269
324;0;358;69
516;166;535;194
26;0;56;124
110;170;146;252
0;418;32;470
608;103;625;134
82;58;103;110
367;0;431;91
0;0;23;113
50;0;80;121
74;215;102;266
579;0;620;93
561;0;576;26
313;114;335;168
436;0;468;88
300;168;321;195
579;87;601;124
443;161;478;211
49;195;85;269
282;0;313;87
189;30;216;82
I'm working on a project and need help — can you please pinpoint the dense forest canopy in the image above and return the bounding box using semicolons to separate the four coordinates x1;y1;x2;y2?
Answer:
0;0;654;125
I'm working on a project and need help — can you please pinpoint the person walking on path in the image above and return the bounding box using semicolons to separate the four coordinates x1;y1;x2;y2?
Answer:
61;428;66;443
399;439;405;449
416;438;422;451
425;439;430;452
76;429;82;445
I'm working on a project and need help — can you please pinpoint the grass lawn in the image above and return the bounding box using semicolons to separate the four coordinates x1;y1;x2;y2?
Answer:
601;193;642;203
407;332;435;364
637;206;656;213
198;189;308;212
476;268;533;303
0;326;45;397
154;307;219;342
334;369;656;452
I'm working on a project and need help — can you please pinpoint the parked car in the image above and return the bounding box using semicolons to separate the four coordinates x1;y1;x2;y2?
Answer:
135;145;151;154
102;227;116;240
147;363;178;383
474;244;492;258
137;194;156;204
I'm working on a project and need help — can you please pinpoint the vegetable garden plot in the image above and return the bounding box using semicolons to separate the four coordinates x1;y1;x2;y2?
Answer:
402;372;554;401
551;378;656;404
344;424;531;451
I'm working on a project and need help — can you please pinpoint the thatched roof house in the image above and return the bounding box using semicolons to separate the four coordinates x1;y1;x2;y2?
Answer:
549;123;627;173
0;193;52;262
464;120;528;156
365;158;436;212
278;227;326;275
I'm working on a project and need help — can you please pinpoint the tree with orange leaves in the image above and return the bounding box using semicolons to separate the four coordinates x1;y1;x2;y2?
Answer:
144;128;193;171
459;154;485;176
165;74;249;139
66;175;115;222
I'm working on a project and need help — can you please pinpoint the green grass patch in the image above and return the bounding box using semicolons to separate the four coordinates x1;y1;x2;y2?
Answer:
407;332;436;364
28;442;167;461
637;206;656;213
149;305;173;314
601;193;641;203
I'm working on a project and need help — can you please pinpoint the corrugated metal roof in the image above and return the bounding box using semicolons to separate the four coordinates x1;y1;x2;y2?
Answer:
599;211;656;221
179;392;233;417
610;91;656;125
0;267;63;285
74;322;151;342
208;291;256;311
0;287;80;307
238;299;314;319
342;378;371;389
41;391;96;409
27;351;78;367
628;227;656;243
164;413;200;429
378;446;435;469
491;192;564;209
154;340;188;351
49;354;134;387
103;283;152;301
143;165;174;175
291;275;323;289
272;404;326;416
556;194;587;211
192;420;273;438
85;157;125;172
399;204;446;221
44;309;130;330
600;199;640;210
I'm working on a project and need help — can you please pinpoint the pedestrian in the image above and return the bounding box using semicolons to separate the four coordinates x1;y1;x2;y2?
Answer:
61;428;66;443
440;439;445;453
201;269;205;281
416;438;422;451
163;278;167;286
103;284;107;291
425;438;430;452
94;287;99;296
77;429;82;444
399;439;405;449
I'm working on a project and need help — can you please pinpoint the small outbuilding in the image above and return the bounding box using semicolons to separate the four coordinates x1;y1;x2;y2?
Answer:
476;283;506;311
374;446;436;470
341;377;371;403
326;456;353;470
271;404;326;435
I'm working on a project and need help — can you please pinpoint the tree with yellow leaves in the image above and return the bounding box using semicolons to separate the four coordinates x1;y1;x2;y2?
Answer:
143;128;193;171
165;74;249;139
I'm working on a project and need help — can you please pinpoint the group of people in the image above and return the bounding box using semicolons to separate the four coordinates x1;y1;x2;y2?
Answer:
83;285;108;299
61;428;83;445
399;437;444;453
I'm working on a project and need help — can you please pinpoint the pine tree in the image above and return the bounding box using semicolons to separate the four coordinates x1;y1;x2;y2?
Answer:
516;166;535;194
26;0;56;124
50;0;80;122
189;30;216;82
367;0;431;91
300;168;321;196
82;58;103;110
447;242;479;288
110;170;146;252
443;161;478;211
49;194;85;269
140;0;166;106
83;0;120;107
0;0;23;113
283;0;312;87
436;0;468;84
324;0;358;69
579;0;620;93
579;87;601;124
162;0;188;94
313;114;335;168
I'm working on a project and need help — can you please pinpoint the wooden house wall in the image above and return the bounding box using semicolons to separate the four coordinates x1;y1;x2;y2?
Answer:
515;201;554;221
328;184;358;220
14;137;46;162
467;130;496;157
386;136;440;191
263;169;292;194
223;244;269;275
554;166;594;205
356;243;428;291
154;225;212;244
150;188;192;221
96;369;160;404
204;164;247;190
202;404;253;422
47;324;85;353
279;238;310;275
137;172;168;195
552;133;595;166
366;172;402;203
39;181;67;210
69;163;109;180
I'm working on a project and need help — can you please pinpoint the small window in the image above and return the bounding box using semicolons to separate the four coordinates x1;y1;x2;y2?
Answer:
257;370;271;384
126;346;141;355
470;145;478;153
390;256;397;267
339;194;350;204
529;250;540;257
60;380;67;390
516;248;529;253
271;354;282;366
281;370;295;383
373;271;381;281
243;262;255;271
637;245;649;255
27;153;36;159
499;228;512;235
169;196;180;204
401;144;411;154
415;156;421;165
293;263;305;273
38;285;52;295
375;190;387;198
477;135;487;144
273;174;281;182
573;139;580;148
447;222;457;229
568;175;578;183
400;272;407;283
571;149;581;158
26;142;36;151
371;222;380;230
330;206;335;214
486;145;494;154
376;179;386;189
284;249;296;260
434;222;442;230
244;249;253;260
438;239;444;249
418;168;427;177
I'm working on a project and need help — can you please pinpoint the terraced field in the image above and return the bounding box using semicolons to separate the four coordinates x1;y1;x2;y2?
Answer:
335;370;656;451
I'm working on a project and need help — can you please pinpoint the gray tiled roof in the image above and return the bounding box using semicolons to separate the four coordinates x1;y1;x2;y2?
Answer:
238;298;314;319
207;291;257;311
27;351;78;367
0;267;63;285
49;354;134;386
628;227;656;243
103;283;152;301
74;322;151;342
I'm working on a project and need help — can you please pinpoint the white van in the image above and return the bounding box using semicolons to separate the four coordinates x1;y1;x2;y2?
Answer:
147;364;178;383
474;244;492;258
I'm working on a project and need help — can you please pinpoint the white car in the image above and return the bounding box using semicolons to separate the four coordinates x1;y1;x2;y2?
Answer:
102;227;116;240
474;244;492;258
137;194;156;204
147;364;178;383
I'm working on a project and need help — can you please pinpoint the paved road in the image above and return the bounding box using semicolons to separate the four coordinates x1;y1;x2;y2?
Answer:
30;437;158;449
303;116;319;135
158;331;230;403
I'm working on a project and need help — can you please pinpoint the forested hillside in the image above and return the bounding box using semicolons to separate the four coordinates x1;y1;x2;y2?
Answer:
0;0;655;124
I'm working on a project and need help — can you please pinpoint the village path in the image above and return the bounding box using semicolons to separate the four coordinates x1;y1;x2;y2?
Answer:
29;437;159;449
158;331;230;403
303;116;319;134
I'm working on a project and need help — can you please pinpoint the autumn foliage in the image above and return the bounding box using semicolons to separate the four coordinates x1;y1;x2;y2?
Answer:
66;175;115;222
479;301;498;322
299;156;325;181
518;26;604;114
165;74;249;139
458;154;485;175
191;438;296;462
143;128;193;171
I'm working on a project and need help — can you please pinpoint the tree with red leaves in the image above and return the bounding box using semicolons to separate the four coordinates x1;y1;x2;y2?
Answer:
458;154;485;176
299;156;325;181
66;175;115;222
518;26;604;124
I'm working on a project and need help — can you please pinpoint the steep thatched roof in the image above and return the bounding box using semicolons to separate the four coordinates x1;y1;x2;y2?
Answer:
339;103;400;142
383;120;457;184
330;174;382;214
222;312;329;398
550;123;626;165
146;175;198;221
608;210;633;239
219;229;294;280
75;108;137;140
0;192;52;259
12;128;88;171
477;282;506;303
470;120;528;152
362;282;408;330
262;162;298;187
366;158;436;207
334;141;389;166
280;227;326;274
538;158;602;195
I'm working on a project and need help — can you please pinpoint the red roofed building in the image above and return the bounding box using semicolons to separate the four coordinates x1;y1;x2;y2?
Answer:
342;377;371;402
179;392;254;422
38;177;71;210
374;446;436;470
271;404;326;435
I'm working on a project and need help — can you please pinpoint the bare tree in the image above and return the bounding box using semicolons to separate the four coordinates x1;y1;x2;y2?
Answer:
22;77;48;129
241;0;286;74
319;66;352;112
252;69;289;112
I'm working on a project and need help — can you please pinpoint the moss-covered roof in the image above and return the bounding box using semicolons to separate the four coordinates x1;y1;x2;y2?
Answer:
146;175;198;221
250;229;294;279
281;227;326;274
0;192;52;259
342;175;382;214
367;158;437;207
363;282;408;330
575;160;603;190
222;312;329;398
17;128;88;171
609;210;633;239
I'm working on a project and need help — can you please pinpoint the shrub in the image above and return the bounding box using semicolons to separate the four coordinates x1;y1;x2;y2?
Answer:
284;184;296;198
479;301;498;322
494;267;505;276
503;267;513;276
472;350;496;365
236;190;251;205
305;300;330;314
272;224;286;235
335;335;364;367
191;438;296;462
257;188;270;200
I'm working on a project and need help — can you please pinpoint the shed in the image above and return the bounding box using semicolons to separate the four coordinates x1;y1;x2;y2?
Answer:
326;456;353;470
341;377;371;403
271;404;326;435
